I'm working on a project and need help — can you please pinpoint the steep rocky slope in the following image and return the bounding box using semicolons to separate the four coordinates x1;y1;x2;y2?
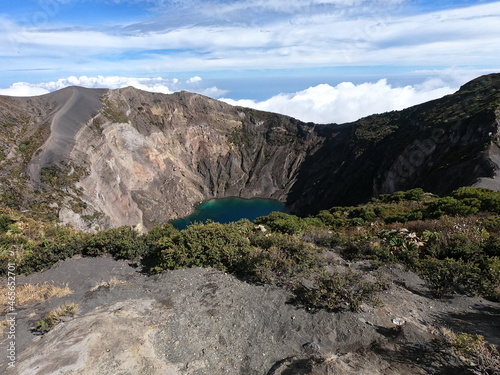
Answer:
0;74;499;230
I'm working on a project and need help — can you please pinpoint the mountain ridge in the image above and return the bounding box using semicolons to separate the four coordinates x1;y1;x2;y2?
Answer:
0;74;499;230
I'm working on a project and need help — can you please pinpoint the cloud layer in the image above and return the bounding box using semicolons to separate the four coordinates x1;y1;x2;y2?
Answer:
222;79;455;123
0;75;227;98
1;74;463;124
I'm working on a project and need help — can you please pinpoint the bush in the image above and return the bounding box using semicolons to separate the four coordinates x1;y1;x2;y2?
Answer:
347;206;377;222
417;257;484;297
254;212;306;235
316;209;346;227
18;231;86;275
384;209;423;224
0;214;15;234
445;330;500;374
378;188;426;203
452;187;500;214
249;233;321;284
301;228;343;248
34;303;78;334
152;221;253;273
293;270;386;312
82;227;147;259
426;197;479;218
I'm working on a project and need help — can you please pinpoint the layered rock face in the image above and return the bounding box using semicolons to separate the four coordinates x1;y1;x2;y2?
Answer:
0;74;499;230
68;88;324;229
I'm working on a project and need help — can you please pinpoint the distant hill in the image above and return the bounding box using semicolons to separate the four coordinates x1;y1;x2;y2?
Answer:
0;74;499;230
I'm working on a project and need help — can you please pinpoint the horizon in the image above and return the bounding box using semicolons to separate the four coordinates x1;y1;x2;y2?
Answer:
0;0;499;123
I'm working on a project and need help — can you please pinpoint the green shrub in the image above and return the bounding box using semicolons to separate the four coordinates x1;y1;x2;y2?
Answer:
0;214;14;234
144;223;180;244
426;197;479;218
300;217;325;228
378;188;426;203
301;228;343;248
483;235;500;257
293;270;386;312
152;221;253;273
316;209;345;227
254;212;306;235
384;209;423;224
447;331;500;374
347;206;377;222
18;232;86;274
82;227;147;259
417;257;484;297
340;238;381;261
452;187;500;214
249;233;321;283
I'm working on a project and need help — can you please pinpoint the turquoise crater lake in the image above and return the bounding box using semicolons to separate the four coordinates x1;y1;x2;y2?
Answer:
170;197;286;230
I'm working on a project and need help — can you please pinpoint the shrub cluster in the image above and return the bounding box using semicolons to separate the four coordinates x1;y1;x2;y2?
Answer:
2;186;500;311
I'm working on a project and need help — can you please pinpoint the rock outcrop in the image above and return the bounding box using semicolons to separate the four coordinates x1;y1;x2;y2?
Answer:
0;74;499;230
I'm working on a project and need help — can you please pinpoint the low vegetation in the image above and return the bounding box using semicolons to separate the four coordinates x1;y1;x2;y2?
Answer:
1;186;499;372
0;283;72;315
1;187;500;338
34;303;78;334
0;283;72;337
440;328;500;375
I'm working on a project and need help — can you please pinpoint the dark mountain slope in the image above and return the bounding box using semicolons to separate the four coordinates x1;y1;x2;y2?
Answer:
289;73;500;214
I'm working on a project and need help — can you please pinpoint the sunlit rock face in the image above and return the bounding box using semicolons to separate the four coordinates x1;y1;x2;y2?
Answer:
0;74;499;230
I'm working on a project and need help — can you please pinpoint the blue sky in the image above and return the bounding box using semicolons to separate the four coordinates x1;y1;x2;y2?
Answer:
0;0;499;123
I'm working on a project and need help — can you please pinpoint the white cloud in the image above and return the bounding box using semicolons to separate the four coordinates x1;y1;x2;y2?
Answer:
0;75;228;98
195;86;228;97
221;79;456;124
186;76;202;83
0;82;50;97
2;2;500;73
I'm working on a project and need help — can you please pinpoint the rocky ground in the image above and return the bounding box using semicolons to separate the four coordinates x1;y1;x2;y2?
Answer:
2;256;499;374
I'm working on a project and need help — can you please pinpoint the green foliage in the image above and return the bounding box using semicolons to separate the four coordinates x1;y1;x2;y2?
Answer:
7;224;22;233
152;221;253;273
384;209;423;224
227;127;252;146
18;230;86;275
347;206;377;222
417;257;484;297
447;331;500;374
35;303;78;334
378;188;426;203
82;227;147;260
0;214;14;234
102;98;129;123
4;185;500;312
254;212;306;235
315;209;349;227
18;141;29;153
293;270;386;312
249;233;321;284
452;187;500;214
40;164;87;190
426;196;480;218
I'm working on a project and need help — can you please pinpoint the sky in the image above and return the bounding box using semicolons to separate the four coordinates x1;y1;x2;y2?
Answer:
0;0;499;123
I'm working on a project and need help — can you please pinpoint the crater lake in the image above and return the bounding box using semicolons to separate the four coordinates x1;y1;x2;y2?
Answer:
170;197;286;229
